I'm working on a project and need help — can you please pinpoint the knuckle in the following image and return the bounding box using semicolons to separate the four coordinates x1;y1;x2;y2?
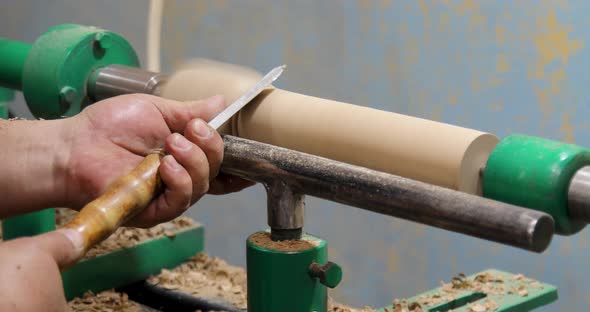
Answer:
189;150;209;172
198;150;210;166
120;93;155;106
177;189;192;211
195;179;210;196
173;172;192;192
211;134;224;154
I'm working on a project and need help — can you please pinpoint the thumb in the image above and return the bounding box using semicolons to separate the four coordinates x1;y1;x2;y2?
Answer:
33;229;85;270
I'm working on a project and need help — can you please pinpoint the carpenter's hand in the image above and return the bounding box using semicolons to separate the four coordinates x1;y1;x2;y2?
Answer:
62;94;253;227
0;231;77;312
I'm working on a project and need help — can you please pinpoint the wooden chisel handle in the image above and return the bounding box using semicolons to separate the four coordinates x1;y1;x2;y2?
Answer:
62;149;165;256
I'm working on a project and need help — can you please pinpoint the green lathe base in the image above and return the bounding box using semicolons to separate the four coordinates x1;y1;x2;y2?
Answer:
2;209;56;240
62;224;204;300
377;269;557;312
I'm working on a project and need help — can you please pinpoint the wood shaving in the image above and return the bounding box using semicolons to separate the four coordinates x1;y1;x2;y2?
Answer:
484;298;499;310
474;272;503;283
248;231;317;252
55;208;195;259
147;253;374;312
469;303;487;312
68;290;143;312
389;271;546;311
388;299;425;312
5;210;546;312
328;298;376;312
148;253;248;309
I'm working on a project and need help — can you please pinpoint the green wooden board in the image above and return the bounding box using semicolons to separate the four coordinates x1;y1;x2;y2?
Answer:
377;269;557;312
62;224;204;300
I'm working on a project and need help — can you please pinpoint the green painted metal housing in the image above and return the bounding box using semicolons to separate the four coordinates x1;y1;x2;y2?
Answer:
62;224;204;300
247;231;335;312
483;134;590;235
0;39;30;90
0;24;139;119
2;209;56;240
377;269;557;312
0;87;13;117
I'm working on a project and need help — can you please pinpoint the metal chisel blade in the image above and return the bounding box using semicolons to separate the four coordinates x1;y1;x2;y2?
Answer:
207;64;286;130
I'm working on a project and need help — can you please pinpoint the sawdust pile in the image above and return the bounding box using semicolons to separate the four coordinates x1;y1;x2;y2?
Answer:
55;208;195;259
328;298;376;312
68;290;143;312
378;271;545;312
9;209;545;312
249;231;316;252
55;207;78;226
148;252;375;312
148;252;248;309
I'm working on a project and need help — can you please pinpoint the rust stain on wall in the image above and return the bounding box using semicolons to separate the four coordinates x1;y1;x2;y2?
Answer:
490;102;504;112
445;0;479;15
439;11;450;28
548;68;566;96
534;87;551;118
560;112;575;143
387;247;399;274
448;94;458;106
532;10;584;79
496;54;510;73
523;6;585;133
496;25;505;45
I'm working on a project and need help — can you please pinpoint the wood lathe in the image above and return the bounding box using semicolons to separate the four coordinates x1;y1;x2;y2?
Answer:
4;23;590;311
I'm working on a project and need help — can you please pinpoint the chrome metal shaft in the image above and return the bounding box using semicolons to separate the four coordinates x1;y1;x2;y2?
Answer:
89;65;168;101
221;135;554;252
568;166;590;223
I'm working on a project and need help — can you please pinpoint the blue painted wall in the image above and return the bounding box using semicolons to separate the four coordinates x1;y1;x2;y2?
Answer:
2;1;590;310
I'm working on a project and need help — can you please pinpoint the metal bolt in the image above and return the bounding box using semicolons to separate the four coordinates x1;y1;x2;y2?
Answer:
59;86;77;111
94;32;112;50
308;261;342;288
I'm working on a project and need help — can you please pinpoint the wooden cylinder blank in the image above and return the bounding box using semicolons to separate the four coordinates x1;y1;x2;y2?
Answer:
161;60;498;195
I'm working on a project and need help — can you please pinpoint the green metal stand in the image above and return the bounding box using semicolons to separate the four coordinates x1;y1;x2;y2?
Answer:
377;269;557;312
2;209;56;240
63;224;204;300
247;231;342;312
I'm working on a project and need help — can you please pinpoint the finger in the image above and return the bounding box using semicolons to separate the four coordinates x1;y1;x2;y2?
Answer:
32;230;83;270
166;133;211;199
184;119;224;180
130;155;192;227
208;174;256;195
146;94;226;132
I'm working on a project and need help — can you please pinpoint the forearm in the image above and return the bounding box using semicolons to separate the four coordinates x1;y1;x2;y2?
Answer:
0;119;69;217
